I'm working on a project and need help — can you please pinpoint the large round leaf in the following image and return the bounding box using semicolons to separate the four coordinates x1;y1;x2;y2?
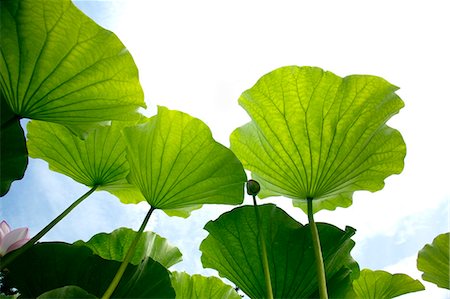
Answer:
230;66;406;213
38;286;96;299
351;269;424;298
170;271;241;299
200;204;359;298
123;106;247;217
4;242;175;298
26;120;144;203
417;232;449;289
0;0;145;126
74;227;182;268
0;93;27;196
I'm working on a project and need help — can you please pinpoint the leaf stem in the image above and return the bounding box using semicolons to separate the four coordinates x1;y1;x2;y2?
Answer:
0;185;98;270
101;205;155;299
307;197;328;299
252;196;274;299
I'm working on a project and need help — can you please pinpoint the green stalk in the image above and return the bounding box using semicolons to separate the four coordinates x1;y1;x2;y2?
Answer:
101;206;155;299
307;197;328;299
1;185;98;270
252;195;274;299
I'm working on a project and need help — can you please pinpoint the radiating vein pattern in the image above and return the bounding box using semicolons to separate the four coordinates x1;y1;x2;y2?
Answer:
123;106;246;216
230;66;406;213
0;0;145;124
26;120;141;204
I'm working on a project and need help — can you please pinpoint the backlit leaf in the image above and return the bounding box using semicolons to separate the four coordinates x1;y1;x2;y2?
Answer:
200;204;359;298
230;66;406;213
123;106;246;217
27;120;144;203
74;227;182;268
0;0;145;195
417;232;449;289
0;0;145;126
351;269;424;298
170;271;241;299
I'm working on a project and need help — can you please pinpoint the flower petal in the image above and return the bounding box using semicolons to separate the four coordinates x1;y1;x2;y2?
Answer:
0;220;11;239
6;237;31;254
0;227;29;256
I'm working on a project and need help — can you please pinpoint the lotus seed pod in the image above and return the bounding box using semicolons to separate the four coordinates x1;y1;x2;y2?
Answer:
246;179;260;196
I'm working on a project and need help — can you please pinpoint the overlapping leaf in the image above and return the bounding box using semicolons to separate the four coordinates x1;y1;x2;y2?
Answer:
200;204;359;298
230;66;406;213
4;242;175;298
351;269;424;298
170;272;241;299
74;227;182;268
0;93;27;196
123;106;247;217
27;120;144;203
417;232;449;289
0;0;145;125
38;286;96;299
0;0;145;195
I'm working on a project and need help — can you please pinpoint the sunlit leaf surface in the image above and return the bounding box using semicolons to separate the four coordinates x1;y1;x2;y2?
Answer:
0;0;145;195
74;227;182;268
123;106;246;217
27;120;144;203
5;242;175;298
417;232;449;289
200;204;359;298
0;0;145;126
170;271;241;299
230;66;406;213
351;269;424;298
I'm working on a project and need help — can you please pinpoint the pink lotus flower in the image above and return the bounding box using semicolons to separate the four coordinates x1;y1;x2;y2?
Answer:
0;220;30;257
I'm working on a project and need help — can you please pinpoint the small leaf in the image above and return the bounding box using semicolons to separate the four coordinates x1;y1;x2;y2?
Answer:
230;66;406;213
5;242;175;298
351;269;425;298
38;286;97;298
170;271;241;299
163;204;203;218
123;106;247;217
0;0;145;127
26;120;144;203
417;232;449;289
200;204;359;298
0;93;27;196
74;227;182;268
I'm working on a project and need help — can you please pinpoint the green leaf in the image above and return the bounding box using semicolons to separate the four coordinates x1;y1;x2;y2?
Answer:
170;271;241;299
0;93;27;196
417;232;450;289
5;242;175;298
230;66;406;213
26;120;144;203
351;269;425;298
163;204;204;218
0;0;145;127
74;227;182;268
123;106;247;217
200;204;359;298
38;286;97;299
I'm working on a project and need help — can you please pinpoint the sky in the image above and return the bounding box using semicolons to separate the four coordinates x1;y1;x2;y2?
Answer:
1;0;449;298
